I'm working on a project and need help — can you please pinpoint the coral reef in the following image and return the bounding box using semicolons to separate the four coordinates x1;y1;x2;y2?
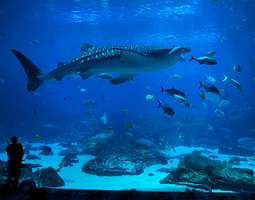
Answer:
160;154;255;192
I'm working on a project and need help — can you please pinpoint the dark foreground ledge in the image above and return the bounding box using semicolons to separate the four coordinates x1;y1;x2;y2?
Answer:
1;181;255;200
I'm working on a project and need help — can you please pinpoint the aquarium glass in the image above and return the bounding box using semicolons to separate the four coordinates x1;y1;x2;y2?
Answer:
0;0;255;192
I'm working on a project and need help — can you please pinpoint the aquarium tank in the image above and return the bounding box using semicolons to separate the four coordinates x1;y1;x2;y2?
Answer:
0;0;255;193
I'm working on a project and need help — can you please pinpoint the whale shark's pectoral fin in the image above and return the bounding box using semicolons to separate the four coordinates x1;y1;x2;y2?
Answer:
110;73;135;84
77;69;93;80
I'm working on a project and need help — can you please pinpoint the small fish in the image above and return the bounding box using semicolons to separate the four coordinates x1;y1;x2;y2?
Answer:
34;110;37;114
90;142;98;145
238;137;253;145
162;34;176;40
189;55;217;65
199;91;205;100
249;59;253;65
96;73;113;80
42;124;55;128
218;34;228;42
123;109;128;114
60;137;69;140
242;18;249;22
253;77;255;82
202;51;215;57
214;108;225;117
173;94;190;107
80;88;87;92
83;99;96;106
178;135;184;139
217;100;231;107
170;74;183;79
222;74;242;92
236;26;244;30
124;124;134;128
199;81;219;93
233;64;242;72
105;126;113;134
161;86;185;97
30;40;40;44
0;33;5;37
157;100;174;116
146;94;155;101
88;109;92;114
34;134;42;139
207;124;214;131
205;74;216;84
106;126;113;130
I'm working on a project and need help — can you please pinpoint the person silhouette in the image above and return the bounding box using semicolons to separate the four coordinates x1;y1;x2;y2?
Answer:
6;136;24;188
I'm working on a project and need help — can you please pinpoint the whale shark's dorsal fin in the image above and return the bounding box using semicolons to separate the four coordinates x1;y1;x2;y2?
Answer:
81;43;94;52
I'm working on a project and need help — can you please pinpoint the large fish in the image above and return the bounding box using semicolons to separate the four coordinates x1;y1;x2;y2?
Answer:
11;43;191;92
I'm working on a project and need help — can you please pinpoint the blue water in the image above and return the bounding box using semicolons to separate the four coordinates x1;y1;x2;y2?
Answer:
0;0;255;166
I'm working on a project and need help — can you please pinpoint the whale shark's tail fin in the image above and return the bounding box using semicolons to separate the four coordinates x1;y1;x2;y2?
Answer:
11;50;44;92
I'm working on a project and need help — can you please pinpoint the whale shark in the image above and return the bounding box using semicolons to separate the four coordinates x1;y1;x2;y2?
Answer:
11;43;191;92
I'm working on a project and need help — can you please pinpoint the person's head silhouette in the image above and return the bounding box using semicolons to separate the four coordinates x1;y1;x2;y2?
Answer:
10;136;18;144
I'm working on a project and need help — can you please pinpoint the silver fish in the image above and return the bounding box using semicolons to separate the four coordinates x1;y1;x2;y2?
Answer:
173;94;190;107
214;108;225;117
222;74;242;92
189;55;217;65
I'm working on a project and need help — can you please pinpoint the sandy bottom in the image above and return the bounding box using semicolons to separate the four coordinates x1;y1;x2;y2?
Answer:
0;143;253;192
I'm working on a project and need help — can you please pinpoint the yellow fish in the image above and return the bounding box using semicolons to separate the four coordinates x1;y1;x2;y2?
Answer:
124;124;134;128
253;77;255;82
178;135;184;139
105;126;113;134
123;109;128;114
34;134;42;139
60;137;68;140
88;109;92;114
